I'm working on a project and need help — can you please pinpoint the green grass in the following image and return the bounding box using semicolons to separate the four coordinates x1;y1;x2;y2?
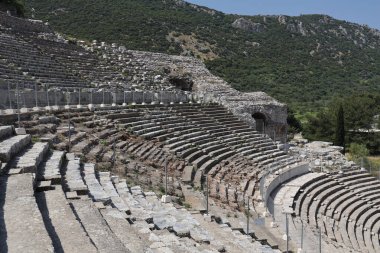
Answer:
368;156;380;171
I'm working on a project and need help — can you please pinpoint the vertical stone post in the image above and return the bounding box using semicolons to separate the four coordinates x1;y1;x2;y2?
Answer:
54;90;58;107
8;82;12;109
65;89;70;109
68;108;71;152
206;175;209;215
142;91;146;105
78;88;81;107
46;85;51;110
165;158;168;196
16;83;20;127
301;220;304;250
170;92;174;105
286;213;289;253
319;227;322;253
246;196;250;235
132;91;136;105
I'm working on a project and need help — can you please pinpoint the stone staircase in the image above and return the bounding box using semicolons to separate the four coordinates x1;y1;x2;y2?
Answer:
0;125;281;253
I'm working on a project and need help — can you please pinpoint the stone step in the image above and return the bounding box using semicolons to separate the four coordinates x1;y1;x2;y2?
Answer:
185;150;204;163
115;141;128;149
209;147;231;158
192;155;210;169
87;145;104;159
0;125;14;141
0;173;54;252
0;134;31;162
70;200;128;253
100;208;146;252
63;157;88;194
36;180;53;191
83;163;110;203
36;186;97;253
71;139;94;155
9;142;49;173
98;171;119;198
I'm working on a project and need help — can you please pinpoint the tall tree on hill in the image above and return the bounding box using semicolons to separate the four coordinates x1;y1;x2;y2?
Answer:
335;104;345;153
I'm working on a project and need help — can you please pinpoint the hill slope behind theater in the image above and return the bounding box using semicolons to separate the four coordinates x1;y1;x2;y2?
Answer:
25;0;380;111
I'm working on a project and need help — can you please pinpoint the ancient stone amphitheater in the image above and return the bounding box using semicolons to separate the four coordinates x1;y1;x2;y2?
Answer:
0;12;379;253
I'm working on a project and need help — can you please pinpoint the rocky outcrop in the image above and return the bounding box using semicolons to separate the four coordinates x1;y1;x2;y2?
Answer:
278;15;287;25
232;18;265;33
286;21;307;36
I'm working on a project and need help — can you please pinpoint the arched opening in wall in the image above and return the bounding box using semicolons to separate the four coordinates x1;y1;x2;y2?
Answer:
252;112;266;133
169;76;193;91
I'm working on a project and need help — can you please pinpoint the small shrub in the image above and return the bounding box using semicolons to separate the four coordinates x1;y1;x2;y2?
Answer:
31;136;40;143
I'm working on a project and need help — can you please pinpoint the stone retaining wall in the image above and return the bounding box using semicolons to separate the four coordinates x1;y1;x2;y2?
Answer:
263;163;310;211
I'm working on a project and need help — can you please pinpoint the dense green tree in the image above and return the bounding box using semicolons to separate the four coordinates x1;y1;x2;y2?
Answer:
348;143;369;166
303;109;334;142
0;0;25;16
287;108;302;134
303;93;380;154
334;105;345;152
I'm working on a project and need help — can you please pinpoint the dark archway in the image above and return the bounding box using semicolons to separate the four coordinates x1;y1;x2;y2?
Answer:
252;112;266;133
169;76;193;91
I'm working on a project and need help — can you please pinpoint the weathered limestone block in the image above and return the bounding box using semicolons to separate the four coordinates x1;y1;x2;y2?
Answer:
38;115;59;124
182;166;194;183
12;142;49;173
227;188;237;204
190;226;212;243
0;134;31;162
0;125;14;140
209;179;219;198
218;182;229;203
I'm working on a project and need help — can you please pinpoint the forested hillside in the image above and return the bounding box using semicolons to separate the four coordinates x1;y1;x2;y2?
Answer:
24;0;380;113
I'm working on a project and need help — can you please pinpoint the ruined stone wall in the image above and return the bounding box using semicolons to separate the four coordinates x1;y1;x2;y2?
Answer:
104;48;288;140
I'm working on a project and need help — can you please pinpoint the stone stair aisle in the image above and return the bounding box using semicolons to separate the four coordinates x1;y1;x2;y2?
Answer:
0;126;54;252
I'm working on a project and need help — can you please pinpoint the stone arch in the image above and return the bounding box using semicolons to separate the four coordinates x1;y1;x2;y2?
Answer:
252;112;267;133
169;76;193;91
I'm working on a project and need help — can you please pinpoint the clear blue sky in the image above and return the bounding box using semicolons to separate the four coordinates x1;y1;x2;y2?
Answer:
186;0;380;30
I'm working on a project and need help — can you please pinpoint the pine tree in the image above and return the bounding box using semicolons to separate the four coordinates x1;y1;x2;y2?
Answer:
335;105;345;153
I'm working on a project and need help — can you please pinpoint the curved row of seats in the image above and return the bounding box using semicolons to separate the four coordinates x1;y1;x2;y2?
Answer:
0;14;166;92
30;103;299;211
0;124;280;252
0;32;88;90
293;170;380;253
87;103;301;207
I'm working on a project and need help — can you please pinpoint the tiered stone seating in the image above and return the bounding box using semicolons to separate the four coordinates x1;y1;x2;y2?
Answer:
0;60;38;90
0;113;289;253
0;102;307;253
286;169;380;252
0;33;89;90
81;103;298;212
0;11;53;34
